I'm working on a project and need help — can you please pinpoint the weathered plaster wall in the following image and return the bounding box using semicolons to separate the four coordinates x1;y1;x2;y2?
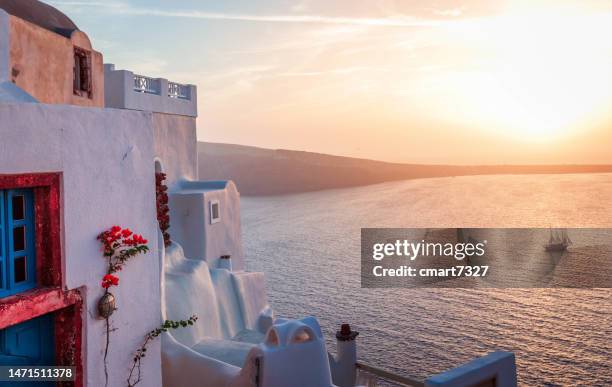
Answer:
0;10;8;81
8;15;104;107
152;112;198;189
0;103;162;387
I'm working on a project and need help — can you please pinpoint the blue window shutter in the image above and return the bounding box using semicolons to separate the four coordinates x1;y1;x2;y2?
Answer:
5;189;36;295
0;190;5;292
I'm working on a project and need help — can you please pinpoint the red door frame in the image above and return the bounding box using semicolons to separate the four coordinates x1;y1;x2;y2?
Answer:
0;173;83;387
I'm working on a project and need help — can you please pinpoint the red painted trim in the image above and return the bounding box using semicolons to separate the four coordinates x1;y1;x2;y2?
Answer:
56;298;84;387
0;287;79;329
0;173;62;287
0;173;60;189
0;287;84;387
0;173;82;386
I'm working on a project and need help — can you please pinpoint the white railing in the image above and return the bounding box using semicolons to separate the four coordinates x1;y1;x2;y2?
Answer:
133;74;161;94
168;81;190;100
105;63;197;116
356;363;425;387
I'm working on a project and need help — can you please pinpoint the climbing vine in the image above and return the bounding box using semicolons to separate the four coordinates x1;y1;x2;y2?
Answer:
127;316;198;387
96;226;197;387
156;173;171;247
97;226;149;387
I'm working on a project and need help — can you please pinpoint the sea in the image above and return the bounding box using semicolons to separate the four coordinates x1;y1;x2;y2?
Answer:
241;173;612;386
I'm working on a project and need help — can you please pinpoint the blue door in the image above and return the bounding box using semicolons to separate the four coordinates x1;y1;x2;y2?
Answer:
0;313;55;386
0;189;36;299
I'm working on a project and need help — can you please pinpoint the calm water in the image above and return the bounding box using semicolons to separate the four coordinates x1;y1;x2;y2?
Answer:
241;174;612;386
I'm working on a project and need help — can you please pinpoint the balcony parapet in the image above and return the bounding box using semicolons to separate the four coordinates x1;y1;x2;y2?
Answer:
104;63;197;117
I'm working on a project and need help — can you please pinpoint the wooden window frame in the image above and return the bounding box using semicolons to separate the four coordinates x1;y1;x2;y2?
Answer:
0;173;62;290
0;189;37;297
210;199;221;224
73;47;93;99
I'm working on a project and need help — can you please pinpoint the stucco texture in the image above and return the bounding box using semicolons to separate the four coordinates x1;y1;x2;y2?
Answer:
0;103;162;387
8;15;104;107
0;10;8;81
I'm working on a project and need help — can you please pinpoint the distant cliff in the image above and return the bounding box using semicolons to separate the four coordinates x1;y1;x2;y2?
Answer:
198;142;612;196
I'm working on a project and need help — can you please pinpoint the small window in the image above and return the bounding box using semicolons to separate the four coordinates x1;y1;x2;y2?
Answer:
73;47;92;98
210;200;220;224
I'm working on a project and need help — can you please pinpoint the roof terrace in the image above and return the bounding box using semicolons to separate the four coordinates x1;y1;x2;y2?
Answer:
104;63;197;117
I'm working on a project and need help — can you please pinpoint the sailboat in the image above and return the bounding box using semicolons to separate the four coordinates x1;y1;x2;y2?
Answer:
545;228;572;252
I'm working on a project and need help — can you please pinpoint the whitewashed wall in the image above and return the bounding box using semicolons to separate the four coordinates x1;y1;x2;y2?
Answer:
169;181;245;270
152;112;197;190
0;103;162;387
151;112;246;270
201;182;245;270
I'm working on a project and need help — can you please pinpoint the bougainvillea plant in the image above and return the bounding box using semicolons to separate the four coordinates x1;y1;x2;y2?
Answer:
156;173;171;247
97;226;149;387
98;226;149;274
101;274;119;289
97;226;196;387
127;316;198;387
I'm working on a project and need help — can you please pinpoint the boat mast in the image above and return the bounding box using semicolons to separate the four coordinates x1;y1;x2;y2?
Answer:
561;229;572;245
549;228;554;243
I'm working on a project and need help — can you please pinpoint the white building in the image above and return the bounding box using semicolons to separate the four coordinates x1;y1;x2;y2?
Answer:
0;1;517;386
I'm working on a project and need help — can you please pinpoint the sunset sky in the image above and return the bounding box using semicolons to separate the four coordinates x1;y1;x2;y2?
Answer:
50;0;612;164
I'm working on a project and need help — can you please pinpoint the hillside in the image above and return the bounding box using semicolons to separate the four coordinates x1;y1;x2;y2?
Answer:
198;142;612;196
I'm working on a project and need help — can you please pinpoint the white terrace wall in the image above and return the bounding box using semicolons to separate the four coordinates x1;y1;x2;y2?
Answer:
152;112;197;190
104;64;197;118
0;103;162;387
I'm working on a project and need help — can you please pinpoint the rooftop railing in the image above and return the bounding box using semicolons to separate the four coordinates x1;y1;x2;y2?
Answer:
132;75;190;100
133;74;161;95
168;81;190;100
105;63;198;117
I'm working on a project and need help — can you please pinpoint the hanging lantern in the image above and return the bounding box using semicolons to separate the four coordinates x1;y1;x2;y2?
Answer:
98;292;117;319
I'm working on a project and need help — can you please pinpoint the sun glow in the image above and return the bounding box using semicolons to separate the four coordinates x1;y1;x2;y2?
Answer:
440;8;612;140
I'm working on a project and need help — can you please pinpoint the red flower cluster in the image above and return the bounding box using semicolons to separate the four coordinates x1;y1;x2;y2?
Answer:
99;226;123;256
98;226;148;256
102;274;119;289
97;225;150;276
125;233;148;246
